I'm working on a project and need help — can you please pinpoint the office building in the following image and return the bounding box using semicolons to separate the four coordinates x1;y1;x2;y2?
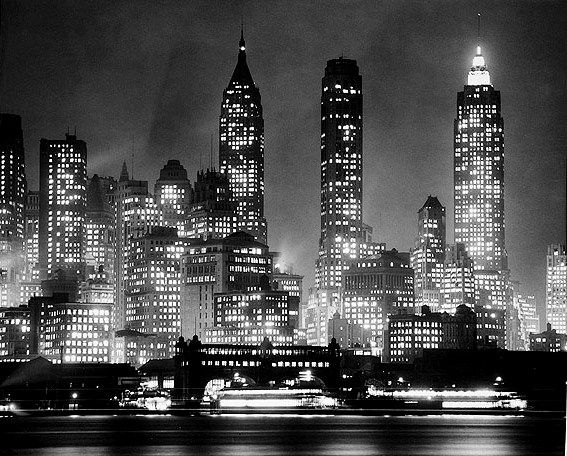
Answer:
39;133;87;279
475;304;505;349
410;196;446;311
23;190;40;281
327;311;369;348
530;323;567;352
0;305;31;361
85;175;116;280
114;162;163;339
29;296;112;363
206;288;294;345
386;304;476;363
342;250;414;353
180;231;272;341
546;244;566;334
440;243;475;313
154;160;192;237
186;169;238;240
219;30;267;243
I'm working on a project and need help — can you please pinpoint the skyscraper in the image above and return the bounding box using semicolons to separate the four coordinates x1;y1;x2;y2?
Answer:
39;133;87;280
0;114;27;249
410;196;446;311
0;114;27;308
186;169;238;240
219;30;267;243
316;57;364;293
114;163;163;342
154;160;192;237
454;43;507;311
440;243;475;313
454;45;506;271
546;244;567;334
85;175;116;281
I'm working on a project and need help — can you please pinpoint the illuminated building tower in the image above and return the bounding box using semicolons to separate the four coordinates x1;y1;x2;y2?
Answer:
342;250;415;354
124;227;184;364
517;292;539;338
180;231;272;341
85;175;116;281
0;114;27;308
23;191;39;281
546;244;567;334
39;133;87;280
154;160;192;237
454;44;506;273
186;169;238;240
0;114;27;249
312;57;366;346
440;243;475;313
114;163;163;343
219;30;267;243
410;196;446;311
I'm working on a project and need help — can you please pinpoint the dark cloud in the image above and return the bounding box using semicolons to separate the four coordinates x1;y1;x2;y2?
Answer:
1;0;565;315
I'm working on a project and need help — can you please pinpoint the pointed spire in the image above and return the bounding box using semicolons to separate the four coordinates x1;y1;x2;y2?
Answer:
239;21;245;52
467;13;491;86
229;26;254;85
119;161;129;182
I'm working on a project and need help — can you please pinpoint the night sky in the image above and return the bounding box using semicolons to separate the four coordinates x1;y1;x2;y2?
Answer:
1;1;565;315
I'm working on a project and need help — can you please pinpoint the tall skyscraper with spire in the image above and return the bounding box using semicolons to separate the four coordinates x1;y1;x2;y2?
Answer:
454;39;507;311
454;44;506;272
219;29;267;244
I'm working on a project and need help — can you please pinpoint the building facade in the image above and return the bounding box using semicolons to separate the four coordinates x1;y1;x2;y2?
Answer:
206;289;294;345
0;305;31;361
440;243;475;313
342;250;414;353
39;134;87;280
410;196;446;311
219;30;267;243
546;244;566;334
186;169;238;240
124;227;184;363
154;160;192;237
180;231;272;341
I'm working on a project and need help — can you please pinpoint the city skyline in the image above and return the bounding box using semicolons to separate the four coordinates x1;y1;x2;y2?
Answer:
1;1;565;314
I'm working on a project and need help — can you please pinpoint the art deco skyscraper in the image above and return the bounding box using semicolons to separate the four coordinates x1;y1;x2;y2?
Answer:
39;133;87;280
546;244;566;334
454;45;506;273
219;30;267;244
316;57;364;292
410;196;446;311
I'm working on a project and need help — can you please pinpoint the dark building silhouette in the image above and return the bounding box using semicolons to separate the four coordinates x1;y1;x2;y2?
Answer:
187;169;238;240
219;29;267;243
0;114;27;247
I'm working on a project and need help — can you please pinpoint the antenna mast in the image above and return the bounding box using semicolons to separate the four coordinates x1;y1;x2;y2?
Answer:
210;133;213;170
477;13;481;46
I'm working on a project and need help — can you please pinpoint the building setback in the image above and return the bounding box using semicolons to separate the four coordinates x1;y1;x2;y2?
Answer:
219;30;267;244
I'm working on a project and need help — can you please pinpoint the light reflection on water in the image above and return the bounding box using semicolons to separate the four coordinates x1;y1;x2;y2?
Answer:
2;415;563;456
